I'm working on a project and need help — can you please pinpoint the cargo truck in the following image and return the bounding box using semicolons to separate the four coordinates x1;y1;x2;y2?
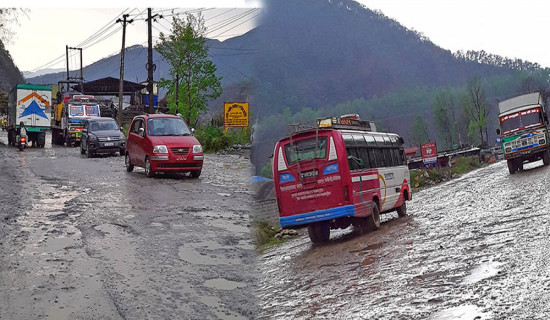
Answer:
497;92;550;174
7;84;52;148
51;93;101;146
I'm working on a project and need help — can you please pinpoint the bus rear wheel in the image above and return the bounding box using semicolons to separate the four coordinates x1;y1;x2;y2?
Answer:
397;200;407;217
543;150;550;166
366;202;381;231
308;221;330;243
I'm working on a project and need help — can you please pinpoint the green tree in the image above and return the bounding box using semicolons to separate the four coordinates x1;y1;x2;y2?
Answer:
432;88;456;149
155;13;222;126
0;9;27;44
462;76;489;147
411;114;430;148
0;92;7;114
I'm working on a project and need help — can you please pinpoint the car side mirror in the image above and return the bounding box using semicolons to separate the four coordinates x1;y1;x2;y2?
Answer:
120;126;124;132
138;127;145;137
191;128;195;136
496;128;501;135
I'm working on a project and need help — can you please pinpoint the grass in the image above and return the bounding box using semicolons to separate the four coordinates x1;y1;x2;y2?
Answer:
252;220;300;253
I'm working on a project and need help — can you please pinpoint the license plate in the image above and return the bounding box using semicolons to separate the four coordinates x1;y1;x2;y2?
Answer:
300;169;318;179
104;142;114;146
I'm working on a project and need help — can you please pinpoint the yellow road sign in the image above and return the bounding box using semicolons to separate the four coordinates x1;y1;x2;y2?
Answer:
224;102;249;127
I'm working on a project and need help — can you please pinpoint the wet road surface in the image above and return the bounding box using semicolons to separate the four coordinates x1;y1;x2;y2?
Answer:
257;160;550;319
0;131;257;319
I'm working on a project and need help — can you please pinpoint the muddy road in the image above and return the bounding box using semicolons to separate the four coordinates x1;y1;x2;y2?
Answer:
0;131;257;320
258;160;550;319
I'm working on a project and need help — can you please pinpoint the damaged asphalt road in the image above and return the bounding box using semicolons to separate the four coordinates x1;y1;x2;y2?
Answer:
0;131;257;320
257;160;550;320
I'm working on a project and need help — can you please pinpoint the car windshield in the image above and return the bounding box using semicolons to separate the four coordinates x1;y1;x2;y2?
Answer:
85;105;100;116
90;121;119;131
147;118;192;136
69;105;84;116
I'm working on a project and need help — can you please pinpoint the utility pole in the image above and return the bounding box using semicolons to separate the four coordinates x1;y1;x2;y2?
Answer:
65;46;84;93
146;8;160;114
116;14;133;127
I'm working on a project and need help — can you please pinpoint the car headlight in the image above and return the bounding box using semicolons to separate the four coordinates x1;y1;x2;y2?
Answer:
153;145;168;154
119;132;126;139
193;144;202;154
89;134;98;141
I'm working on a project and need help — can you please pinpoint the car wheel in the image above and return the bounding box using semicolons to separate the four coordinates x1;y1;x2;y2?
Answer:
145;157;154;178
190;170;201;178
86;144;93;158
366;201;381;231
119;148;126;157
125;153;134;172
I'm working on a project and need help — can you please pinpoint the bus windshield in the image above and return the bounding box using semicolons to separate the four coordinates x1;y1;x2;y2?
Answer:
500;107;542;134
284;137;327;164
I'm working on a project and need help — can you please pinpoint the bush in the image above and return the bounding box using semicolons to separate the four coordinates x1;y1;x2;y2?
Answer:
194;125;250;152
260;161;273;179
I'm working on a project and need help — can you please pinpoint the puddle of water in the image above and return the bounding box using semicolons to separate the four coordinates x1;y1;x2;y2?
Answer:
178;247;228;265
200;295;247;320
204;278;247;290
463;260;502;285
430;305;490;320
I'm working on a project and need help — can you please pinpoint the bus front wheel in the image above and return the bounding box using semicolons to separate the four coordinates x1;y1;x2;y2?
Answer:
308;221;330;243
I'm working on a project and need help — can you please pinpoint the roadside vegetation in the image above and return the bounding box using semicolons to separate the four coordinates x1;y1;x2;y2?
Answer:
194;125;250;153
410;155;486;191
253;220;287;253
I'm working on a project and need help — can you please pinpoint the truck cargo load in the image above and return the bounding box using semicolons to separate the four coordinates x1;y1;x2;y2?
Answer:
7;84;52;148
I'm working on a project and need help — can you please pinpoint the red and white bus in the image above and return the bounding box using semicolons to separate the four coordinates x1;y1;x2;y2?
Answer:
272;115;411;243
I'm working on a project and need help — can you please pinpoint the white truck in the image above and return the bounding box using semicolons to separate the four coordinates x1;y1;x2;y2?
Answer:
497;92;550;174
7;84;52;148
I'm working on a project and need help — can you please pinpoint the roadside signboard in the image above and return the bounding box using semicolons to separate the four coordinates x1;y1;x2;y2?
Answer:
224;102;249;129
421;141;437;165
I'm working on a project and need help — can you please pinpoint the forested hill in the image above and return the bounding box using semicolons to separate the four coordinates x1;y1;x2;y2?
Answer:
254;0;525;116
0;41;24;92
250;0;547;173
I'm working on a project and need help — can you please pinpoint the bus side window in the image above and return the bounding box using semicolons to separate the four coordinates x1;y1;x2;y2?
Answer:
383;149;393;166
391;148;402;166
346;147;362;170
367;148;376;168
359;147;371;169
373;148;383;168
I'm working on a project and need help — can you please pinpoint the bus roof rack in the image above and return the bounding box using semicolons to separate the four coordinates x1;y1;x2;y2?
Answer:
318;115;376;132
288;114;377;135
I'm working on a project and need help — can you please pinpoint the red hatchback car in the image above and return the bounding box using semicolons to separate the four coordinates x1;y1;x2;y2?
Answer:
125;114;204;178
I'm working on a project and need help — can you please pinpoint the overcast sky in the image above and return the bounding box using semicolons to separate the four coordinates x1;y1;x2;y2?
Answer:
6;0;550;73
359;0;550;68
5;0;262;73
